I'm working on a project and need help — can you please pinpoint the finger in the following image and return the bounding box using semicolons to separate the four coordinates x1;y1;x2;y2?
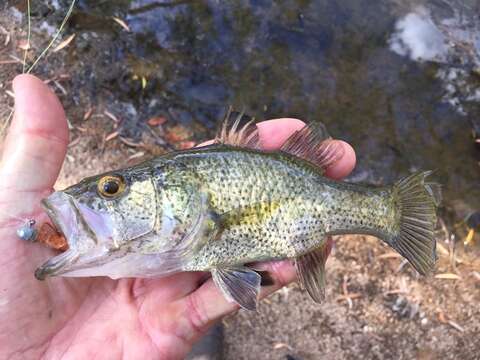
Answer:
176;260;296;342
199;118;356;180
256;118;305;149
0;75;68;195
132;271;208;301
258;118;355;179
324;140;356;180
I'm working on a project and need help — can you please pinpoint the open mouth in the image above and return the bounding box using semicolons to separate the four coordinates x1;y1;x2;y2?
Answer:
35;192;80;280
41;192;79;246
35;192;118;280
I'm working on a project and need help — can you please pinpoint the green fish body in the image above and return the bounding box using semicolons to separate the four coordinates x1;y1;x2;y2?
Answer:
36;119;439;310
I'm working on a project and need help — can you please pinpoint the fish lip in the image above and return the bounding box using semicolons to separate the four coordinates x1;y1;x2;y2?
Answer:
37;192;114;279
34;250;79;280
41;192;74;242
37;192;81;279
41;198;66;237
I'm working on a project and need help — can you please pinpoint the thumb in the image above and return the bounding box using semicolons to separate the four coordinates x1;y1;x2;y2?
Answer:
0;75;69;195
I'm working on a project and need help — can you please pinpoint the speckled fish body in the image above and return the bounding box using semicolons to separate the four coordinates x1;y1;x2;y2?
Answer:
36;120;439;310
170;147;392;270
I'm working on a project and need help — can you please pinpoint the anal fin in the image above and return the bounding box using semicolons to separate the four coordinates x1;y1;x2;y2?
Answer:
212;267;261;311
295;237;333;303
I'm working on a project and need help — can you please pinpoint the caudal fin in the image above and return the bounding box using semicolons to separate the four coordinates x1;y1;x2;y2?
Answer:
389;171;440;275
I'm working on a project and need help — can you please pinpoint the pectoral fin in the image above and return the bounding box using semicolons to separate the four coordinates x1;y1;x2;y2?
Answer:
212;267;261;311
295;237;333;303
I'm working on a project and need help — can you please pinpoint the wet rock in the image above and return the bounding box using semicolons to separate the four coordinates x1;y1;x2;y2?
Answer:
466;212;480;230
386;295;420;320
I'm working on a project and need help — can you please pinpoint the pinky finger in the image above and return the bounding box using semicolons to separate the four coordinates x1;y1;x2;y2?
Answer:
178;260;296;341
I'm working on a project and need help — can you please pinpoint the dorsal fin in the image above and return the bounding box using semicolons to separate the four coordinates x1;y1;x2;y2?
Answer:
280;122;344;172
215;108;260;149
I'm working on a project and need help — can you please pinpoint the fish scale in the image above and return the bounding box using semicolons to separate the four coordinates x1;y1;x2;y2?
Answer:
167;147;394;270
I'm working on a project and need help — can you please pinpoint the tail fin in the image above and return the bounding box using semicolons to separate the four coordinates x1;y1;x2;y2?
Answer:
389;171;440;275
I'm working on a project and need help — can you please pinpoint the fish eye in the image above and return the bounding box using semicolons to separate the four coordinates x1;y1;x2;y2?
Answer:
98;175;126;198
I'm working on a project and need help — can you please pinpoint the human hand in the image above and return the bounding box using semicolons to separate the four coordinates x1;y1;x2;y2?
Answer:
0;74;355;359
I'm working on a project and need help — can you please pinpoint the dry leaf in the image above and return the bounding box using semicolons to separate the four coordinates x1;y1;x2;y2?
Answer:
464;228;475;245
0;59;20;65
18;40;30;50
53;33;76;52
471;271;480;281
437;311;447;323
336;293;362;301
436;243;450;256
54;80;68;95
113;17;131;32
119;137;144;148
105;131;119;141
177;141;196;150
165;125;192;143
83;107;94;121
378;252;402;259
148;116;167;126
128;152;145;161
447;320;464;332
434;273;461;280
104;111;120;123
4;33;10;46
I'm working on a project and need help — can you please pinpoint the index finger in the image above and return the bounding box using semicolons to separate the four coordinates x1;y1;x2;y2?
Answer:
256;118;356;179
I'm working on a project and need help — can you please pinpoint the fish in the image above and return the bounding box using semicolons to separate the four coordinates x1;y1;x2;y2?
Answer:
35;115;440;310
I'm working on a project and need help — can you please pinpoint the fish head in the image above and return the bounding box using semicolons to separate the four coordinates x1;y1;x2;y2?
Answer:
36;167;159;280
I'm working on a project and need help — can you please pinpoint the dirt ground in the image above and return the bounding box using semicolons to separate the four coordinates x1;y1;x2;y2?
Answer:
1;7;480;360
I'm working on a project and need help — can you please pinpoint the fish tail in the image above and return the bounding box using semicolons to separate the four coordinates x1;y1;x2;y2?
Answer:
387;171;441;275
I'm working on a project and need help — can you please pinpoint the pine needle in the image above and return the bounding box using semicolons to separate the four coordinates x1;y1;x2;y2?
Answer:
1;0;77;142
27;0;77;74
22;0;31;73
0;110;13;141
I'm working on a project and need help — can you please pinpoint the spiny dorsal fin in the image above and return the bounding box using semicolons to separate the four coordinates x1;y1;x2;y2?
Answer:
215;108;260;149
295;237;333;303
280;122;344;172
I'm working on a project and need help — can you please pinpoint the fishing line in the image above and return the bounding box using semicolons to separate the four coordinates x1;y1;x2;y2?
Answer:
0;208;37;241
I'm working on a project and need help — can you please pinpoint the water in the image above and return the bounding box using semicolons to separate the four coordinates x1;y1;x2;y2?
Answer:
8;0;480;230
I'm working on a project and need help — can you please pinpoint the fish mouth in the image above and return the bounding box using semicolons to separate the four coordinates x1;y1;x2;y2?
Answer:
36;192;108;280
36;192;83;280
41;192;78;245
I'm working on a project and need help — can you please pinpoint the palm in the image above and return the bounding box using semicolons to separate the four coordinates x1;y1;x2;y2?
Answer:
1;209;212;359
0;75;355;359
